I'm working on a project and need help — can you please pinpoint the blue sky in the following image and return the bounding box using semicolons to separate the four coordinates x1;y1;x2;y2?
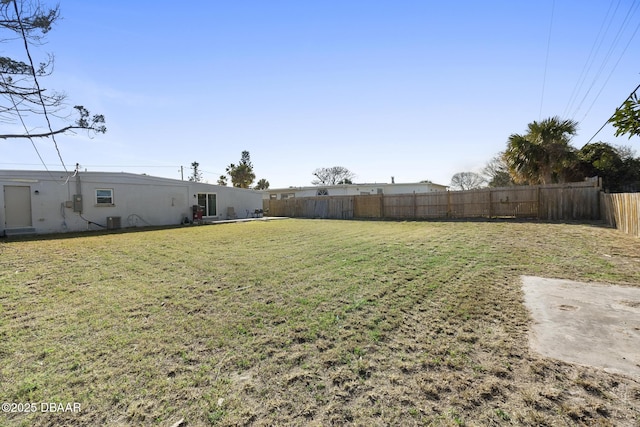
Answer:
2;1;639;188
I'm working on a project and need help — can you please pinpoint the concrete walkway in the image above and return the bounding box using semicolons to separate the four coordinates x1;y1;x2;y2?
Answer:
199;216;289;225
522;276;640;379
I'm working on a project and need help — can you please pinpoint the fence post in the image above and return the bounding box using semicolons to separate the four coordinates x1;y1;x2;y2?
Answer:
413;192;417;219
488;189;493;218
447;190;451;218
353;195;358;218
379;194;384;219
536;186;541;219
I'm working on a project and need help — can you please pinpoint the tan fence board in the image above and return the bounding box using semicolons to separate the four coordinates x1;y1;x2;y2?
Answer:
265;181;603;222
602;193;640;237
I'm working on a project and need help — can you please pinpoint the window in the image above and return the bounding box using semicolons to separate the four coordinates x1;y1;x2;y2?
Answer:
96;189;113;205
281;193;295;200
197;193;217;216
316;189;329;196
269;194;278;199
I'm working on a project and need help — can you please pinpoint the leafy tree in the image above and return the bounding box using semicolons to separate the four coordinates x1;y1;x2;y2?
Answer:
620;156;640;191
0;0;106;140
615;144;637;160
188;161;203;182
450;172;487;190
311;166;355;186
482;154;514;187
226;150;256;188
503;116;579;184
254;178;270;190
609;89;639;139
578;142;640;192
216;175;227;186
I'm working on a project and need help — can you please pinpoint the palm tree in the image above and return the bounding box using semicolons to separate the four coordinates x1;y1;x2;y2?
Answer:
226;151;256;188
254;178;270;190
503;116;578;184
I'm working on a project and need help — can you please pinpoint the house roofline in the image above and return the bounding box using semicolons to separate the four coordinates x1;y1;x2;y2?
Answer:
0;169;262;192
264;182;448;192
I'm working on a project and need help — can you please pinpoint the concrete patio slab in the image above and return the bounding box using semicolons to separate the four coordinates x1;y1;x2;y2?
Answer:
522;276;640;379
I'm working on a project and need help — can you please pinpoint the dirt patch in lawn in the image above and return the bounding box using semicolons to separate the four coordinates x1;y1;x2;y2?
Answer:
522;275;640;379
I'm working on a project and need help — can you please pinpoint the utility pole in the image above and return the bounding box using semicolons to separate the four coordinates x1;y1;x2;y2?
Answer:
180;166;184;180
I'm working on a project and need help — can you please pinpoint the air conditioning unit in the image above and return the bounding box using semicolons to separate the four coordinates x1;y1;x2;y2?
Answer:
106;216;121;230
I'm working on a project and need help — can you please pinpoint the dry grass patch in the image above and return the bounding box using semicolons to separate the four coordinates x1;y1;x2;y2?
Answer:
0;219;639;426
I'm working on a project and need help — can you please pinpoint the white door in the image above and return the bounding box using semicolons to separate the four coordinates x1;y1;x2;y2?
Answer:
4;186;32;228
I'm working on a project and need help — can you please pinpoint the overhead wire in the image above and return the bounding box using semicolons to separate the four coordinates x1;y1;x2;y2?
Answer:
0;162;194;180
539;0;556;120
77;164;183;169
1;74;52;173
562;0;619;118
0;70;67;184
201;169;227;178
570;0;640;121
584;82;640;145
12;0;68;174
580;17;640;122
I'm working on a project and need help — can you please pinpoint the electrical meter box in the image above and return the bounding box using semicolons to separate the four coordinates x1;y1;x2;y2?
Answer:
73;194;83;212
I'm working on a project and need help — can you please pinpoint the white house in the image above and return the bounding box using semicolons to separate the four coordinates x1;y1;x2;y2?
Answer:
263;182;448;200
1;170;263;236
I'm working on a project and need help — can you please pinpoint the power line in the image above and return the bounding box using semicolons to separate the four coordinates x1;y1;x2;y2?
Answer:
562;0;618;118
585;82;640;145
0;162;191;170
201;169;227;177
571;0;640;121
13;0;68;173
81;164;181;168
539;0;555;120
580;17;640;122
1;74;50;171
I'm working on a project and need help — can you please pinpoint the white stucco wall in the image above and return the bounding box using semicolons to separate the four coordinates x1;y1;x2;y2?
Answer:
0;170;263;235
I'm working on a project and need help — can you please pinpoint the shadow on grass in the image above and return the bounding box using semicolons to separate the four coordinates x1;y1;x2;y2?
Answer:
1;216;613;243
1;223;206;242
301;215;612;228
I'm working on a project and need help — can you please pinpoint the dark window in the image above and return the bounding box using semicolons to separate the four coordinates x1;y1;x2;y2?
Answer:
96;189;113;205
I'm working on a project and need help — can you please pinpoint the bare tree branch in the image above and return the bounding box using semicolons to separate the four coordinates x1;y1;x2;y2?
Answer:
311;166;355;186
0;104;106;139
0;1;105;143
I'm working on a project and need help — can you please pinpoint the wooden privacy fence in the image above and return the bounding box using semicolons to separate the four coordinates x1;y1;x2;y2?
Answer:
264;181;602;221
601;193;640;237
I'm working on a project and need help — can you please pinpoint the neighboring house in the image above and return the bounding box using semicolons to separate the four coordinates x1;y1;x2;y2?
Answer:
264;182;448;200
1;170;263;236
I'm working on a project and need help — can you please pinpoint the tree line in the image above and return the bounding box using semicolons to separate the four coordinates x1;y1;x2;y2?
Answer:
451;116;640;193
188;159;360;190
188;151;270;190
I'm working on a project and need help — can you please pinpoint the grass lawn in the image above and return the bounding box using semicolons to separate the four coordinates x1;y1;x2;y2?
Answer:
1;219;639;426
